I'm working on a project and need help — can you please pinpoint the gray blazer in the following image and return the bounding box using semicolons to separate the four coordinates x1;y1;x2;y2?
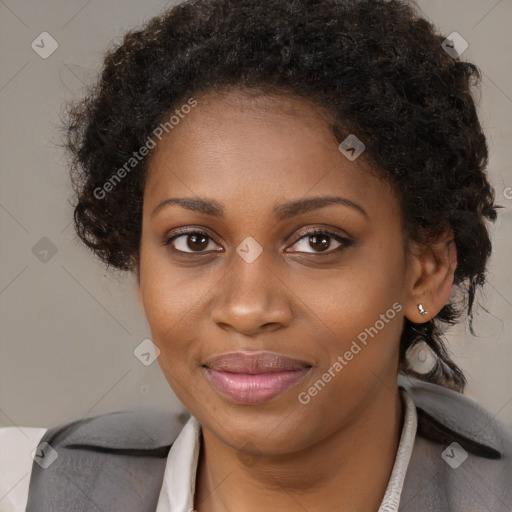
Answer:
25;375;512;511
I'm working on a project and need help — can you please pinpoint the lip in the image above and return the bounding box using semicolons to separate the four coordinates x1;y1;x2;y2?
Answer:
203;350;312;373
202;351;312;405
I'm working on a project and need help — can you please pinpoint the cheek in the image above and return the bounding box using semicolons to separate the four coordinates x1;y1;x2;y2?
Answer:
138;253;201;370
142;278;202;399
299;243;406;384
299;245;405;341
139;237;204;331
292;277;404;433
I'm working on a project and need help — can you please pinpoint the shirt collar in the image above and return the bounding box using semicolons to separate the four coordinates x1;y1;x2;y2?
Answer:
156;389;417;512
378;389;418;511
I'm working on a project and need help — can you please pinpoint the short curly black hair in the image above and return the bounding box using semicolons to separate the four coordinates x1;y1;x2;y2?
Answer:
63;0;499;392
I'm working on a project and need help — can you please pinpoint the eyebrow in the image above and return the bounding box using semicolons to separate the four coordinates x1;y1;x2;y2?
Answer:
151;195;368;221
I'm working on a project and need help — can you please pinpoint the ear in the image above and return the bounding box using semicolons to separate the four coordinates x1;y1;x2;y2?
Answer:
403;228;457;323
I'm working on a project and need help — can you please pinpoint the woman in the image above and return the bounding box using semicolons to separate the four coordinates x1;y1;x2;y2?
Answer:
2;0;511;510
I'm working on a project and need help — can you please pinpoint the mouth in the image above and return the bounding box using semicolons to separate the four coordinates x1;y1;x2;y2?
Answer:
201;351;312;405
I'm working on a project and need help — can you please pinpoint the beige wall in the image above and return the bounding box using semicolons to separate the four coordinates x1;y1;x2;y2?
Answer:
1;0;511;429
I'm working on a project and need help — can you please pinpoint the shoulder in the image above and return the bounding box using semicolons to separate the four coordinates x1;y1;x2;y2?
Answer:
20;405;189;512
398;374;512;512
36;404;189;452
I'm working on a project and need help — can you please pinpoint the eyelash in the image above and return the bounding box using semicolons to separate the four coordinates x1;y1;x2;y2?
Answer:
162;228;353;255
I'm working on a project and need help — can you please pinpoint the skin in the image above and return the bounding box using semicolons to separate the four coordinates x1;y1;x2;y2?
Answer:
136;88;457;512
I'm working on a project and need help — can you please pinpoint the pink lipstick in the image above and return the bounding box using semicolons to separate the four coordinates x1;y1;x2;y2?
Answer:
202;351;312;405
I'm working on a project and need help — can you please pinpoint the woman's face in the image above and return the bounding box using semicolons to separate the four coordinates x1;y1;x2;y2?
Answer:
138;89;418;454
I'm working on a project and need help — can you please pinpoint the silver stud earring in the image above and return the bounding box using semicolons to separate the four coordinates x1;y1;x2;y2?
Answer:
418;303;428;316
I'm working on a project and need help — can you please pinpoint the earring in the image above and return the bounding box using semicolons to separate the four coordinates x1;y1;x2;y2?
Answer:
418;303;428;316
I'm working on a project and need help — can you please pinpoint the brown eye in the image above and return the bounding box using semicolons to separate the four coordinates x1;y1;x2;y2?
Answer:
164;230;220;253
287;229;353;254
308;233;332;252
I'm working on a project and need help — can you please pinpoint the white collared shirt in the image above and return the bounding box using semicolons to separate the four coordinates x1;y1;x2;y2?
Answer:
0;390;417;512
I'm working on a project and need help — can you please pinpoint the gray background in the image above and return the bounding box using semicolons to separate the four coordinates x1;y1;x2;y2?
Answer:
0;0;511;430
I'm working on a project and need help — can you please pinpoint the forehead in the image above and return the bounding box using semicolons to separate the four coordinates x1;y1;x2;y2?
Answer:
143;89;396;219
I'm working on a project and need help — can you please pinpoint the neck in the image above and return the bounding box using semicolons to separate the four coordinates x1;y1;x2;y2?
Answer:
194;381;404;512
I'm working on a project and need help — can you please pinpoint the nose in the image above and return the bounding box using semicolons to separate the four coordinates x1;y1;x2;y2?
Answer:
210;251;293;337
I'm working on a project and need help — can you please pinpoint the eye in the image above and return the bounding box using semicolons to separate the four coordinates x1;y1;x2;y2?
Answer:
163;228;353;255
286;229;353;254
163;229;221;254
